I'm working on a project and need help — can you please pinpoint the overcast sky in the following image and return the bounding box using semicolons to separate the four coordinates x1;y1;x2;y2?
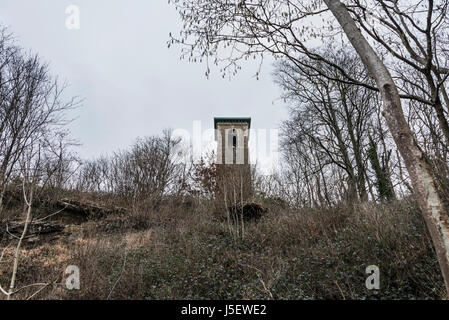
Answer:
0;0;288;164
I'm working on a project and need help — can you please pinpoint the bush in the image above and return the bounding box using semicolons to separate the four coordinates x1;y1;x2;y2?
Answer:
0;197;445;299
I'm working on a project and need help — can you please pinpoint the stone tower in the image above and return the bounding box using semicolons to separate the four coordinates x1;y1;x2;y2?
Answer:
214;117;252;204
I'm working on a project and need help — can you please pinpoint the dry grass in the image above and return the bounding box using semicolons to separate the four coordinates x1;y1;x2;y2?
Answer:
0;196;445;300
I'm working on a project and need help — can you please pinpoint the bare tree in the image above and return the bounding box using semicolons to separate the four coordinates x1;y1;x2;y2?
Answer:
169;0;449;295
0;27;80;299
346;1;449;149
277;47;382;203
76;130;189;203
0;29;79;217
325;0;449;296
1;129;77;299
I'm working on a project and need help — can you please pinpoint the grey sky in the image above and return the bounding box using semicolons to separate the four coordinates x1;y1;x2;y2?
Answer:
0;0;288;161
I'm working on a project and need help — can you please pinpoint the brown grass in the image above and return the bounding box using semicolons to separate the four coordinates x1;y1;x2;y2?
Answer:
0;196;445;300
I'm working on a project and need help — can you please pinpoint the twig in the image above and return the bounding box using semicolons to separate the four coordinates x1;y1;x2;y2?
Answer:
238;263;274;299
5;224;20;240
107;251;128;300
33;204;68;223
26;282;54;300
8;178;34;300
0;243;11;263
334;279;346;300
0;284;8;296
12;282;48;295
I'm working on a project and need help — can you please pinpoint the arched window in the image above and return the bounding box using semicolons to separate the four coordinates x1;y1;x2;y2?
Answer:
232;129;237;148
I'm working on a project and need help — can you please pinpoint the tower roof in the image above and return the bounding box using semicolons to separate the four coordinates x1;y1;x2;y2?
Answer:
214;117;251;129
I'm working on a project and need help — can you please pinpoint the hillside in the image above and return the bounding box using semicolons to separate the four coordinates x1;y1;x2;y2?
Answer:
0;193;444;300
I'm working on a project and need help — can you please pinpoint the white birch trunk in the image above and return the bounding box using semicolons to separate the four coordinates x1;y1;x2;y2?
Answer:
324;0;449;297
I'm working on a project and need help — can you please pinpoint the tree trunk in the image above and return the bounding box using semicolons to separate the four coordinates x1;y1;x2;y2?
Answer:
8;195;32;300
341;89;368;201
324;0;449;297
326;88;359;201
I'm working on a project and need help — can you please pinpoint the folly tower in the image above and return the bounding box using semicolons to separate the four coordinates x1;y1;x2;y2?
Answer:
214;117;250;165
214;117;252;204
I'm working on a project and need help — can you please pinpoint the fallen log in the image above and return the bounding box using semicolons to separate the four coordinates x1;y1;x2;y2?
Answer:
56;199;127;219
0;221;65;239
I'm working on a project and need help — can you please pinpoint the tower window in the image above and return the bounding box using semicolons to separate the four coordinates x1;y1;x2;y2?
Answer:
232;129;237;148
